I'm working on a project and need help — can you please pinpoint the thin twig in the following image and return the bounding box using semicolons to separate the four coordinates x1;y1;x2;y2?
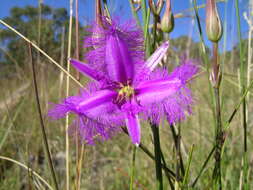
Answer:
0;155;53;190
151;124;163;190
66;0;74;189
28;43;59;190
0;19;83;88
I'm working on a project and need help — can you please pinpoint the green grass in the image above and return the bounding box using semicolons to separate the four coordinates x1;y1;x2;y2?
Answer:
1;0;253;189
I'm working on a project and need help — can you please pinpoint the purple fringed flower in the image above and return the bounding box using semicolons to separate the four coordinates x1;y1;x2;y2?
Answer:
48;17;198;146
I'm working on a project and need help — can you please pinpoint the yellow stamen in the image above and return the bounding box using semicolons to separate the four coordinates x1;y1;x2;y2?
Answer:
117;85;135;102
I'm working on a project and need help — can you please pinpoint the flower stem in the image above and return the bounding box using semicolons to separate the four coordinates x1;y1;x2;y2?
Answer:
122;127;175;179
151;124;163;190
130;146;136;190
191;145;216;187
151;15;158;52
66;1;74;189
28;43;59;190
170;124;185;181
212;42;223;190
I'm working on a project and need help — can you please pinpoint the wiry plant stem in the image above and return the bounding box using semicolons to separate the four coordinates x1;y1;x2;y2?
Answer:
74;1;84;190
122;127;175;179
151;124;163;190
212;42;223;190
170;124;185;182
152;15;159;52
66;1;74;189
28;43;59;190
130;146;137;190
235;1;248;188
0;19;83;88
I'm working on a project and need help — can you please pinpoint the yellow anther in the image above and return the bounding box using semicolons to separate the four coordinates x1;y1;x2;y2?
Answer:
117;85;135;102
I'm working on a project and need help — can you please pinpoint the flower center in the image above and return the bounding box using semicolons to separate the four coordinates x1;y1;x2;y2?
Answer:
116;85;135;103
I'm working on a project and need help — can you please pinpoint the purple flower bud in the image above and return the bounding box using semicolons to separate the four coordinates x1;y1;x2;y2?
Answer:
161;0;174;33
206;0;223;42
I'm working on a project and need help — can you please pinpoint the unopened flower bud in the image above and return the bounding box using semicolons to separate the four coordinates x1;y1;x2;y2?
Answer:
206;0;223;42
161;0;174;33
96;0;103;26
148;0;164;16
132;0;141;4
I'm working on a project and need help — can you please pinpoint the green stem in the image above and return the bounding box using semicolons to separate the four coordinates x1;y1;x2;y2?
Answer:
160;149;174;189
235;0;248;187
212;42;223;190
28;43;59;190
235;0;247;153
141;0;147;31
151;14;158;52
170;124;185;181
122;127;175;178
213;87;222;190
129;0;141;26
192;146;216;187
151;124;163;190
130;146;136;190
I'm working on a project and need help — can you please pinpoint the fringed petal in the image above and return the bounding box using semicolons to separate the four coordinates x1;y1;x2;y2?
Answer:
105;33;134;83
143;41;169;72
169;61;199;83
135;78;182;105
137;62;198;125
125;112;141;146
84;17;144;81
70;59;105;81
68;115;121;145
76;90;117;112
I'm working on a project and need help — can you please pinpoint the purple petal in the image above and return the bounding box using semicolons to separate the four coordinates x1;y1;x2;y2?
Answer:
48;96;84;119
143;41;169;72
125;112;141;145
76;90;117;112
84;17;144;82
68;115;121;145
70;59;104;81
135;78;182;105
105;34;134;83
138;62;199;125
169;62;199;82
48;89;117;119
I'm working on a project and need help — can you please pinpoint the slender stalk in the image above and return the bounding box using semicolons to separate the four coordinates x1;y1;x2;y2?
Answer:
66;1;74;189
75;0;80;81
235;0;248;187
59;26;66;100
235;0;247;154
212;42;223;190
76;144;85;190
0;156;53;190
129;0;141;26
182;144;194;187
151;124;163;190
192;75;253;188
191;146;216;187
138;143;175;178
122;127;175;178
0;19;83;88
160;146;175;189
141;0;147;31
144;8;151;57
170;124;185;181
151;14;159;52
28;43;59;190
130;146;137;190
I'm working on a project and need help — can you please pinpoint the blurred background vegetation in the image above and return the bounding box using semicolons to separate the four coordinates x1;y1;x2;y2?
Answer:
0;1;253;190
